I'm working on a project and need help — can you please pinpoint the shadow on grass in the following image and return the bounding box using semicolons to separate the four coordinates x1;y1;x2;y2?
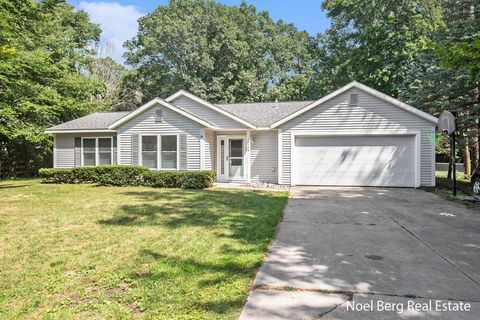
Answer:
134;249;253;314
98;189;286;244
0;183;28;189
96;189;286;316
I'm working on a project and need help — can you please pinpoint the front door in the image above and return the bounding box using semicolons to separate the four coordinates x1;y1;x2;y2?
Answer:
217;136;245;181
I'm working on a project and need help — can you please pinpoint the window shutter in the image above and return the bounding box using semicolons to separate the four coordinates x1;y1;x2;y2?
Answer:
74;137;81;167
131;135;139;165
179;134;187;170
112;136;117;165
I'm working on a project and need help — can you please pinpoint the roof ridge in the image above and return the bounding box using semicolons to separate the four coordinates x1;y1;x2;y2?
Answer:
217;100;316;106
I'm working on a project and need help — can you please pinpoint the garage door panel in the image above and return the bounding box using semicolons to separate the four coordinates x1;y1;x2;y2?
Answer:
294;135;415;187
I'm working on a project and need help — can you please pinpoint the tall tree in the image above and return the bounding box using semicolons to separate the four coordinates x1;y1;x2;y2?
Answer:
400;0;480;175
124;0;317;104
316;0;443;97
0;0;103;176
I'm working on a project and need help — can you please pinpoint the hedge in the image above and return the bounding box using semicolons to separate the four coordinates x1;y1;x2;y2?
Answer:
38;166;216;189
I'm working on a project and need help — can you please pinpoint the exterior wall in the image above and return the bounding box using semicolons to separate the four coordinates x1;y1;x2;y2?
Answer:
204;129;215;170
116;105;203;170
250;130;278;183
171;96;248;129
279;88;436;186
54;132;115;168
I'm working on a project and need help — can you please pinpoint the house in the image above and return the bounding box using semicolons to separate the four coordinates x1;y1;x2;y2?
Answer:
46;81;438;187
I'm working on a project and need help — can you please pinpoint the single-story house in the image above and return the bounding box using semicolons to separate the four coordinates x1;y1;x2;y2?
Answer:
46;81;438;187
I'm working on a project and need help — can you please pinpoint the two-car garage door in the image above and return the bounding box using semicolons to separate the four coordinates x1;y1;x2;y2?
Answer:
293;135;416;187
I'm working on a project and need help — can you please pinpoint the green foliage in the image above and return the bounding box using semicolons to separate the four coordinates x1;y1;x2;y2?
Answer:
39;166;149;185
0;0;104;176
39;166;216;189
123;0;317;104
144;170;216;189
316;0;443;97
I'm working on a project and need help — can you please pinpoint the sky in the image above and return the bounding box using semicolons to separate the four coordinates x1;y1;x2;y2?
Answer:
69;1;330;64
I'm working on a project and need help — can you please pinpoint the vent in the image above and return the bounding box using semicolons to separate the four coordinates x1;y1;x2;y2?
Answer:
155;109;163;123
350;93;358;105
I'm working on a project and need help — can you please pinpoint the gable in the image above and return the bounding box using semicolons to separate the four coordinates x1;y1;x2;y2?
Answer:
271;82;437;128
170;95;249;129
278;87;435;131
109;98;213;130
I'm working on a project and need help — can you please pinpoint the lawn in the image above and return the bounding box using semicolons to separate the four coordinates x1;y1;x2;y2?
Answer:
424;171;479;209
0;180;288;319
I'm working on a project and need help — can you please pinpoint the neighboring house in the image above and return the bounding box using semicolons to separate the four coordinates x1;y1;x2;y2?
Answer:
46;81;438;187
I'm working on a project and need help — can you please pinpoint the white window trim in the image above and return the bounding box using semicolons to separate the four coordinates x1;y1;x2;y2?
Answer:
139;134;180;171
80;137;114;166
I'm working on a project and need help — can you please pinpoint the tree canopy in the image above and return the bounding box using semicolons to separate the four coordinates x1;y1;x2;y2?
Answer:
124;0;317;103
0;0;104;175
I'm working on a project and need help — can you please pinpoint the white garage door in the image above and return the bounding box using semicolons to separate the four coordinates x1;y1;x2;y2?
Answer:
293;135;416;187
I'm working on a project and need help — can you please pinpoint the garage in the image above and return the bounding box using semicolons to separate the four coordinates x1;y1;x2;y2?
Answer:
292;134;418;187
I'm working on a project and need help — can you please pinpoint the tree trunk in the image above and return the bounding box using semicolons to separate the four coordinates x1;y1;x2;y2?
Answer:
464;135;471;177
472;121;479;170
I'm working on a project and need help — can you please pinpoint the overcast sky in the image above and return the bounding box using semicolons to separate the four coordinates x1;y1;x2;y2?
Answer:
69;1;330;65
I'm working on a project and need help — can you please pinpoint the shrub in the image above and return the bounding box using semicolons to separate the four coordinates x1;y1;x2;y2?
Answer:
144;170;216;189
39;166;216;189
39;166;149;185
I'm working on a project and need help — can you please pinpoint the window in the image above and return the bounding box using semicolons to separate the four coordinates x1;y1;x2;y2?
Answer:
98;138;112;165
142;136;158;169
161;135;177;169
82;137;113;166
83;138;96;166
155;109;163;123
140;135;178;170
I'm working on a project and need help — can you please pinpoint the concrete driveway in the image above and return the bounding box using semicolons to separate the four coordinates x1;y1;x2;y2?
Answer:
240;187;480;319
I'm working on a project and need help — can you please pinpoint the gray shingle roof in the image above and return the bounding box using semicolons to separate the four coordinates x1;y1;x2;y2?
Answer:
216;100;315;127
46;112;130;131
46;100;316;131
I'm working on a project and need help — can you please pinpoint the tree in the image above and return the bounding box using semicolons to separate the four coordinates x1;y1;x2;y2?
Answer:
0;0;103;176
123;0;317;104
316;0;443;97
90;55;142;111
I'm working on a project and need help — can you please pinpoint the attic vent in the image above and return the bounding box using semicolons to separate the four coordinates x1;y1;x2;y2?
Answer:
350;93;358;105
155;109;163;123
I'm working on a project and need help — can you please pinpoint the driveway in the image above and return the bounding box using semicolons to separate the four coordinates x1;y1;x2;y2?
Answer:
240;187;480;319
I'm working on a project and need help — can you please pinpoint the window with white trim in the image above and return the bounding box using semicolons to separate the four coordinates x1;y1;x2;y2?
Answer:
141;136;158;169
83;138;96;166
140;135;178;170
161;135;177;169
82;137;112;166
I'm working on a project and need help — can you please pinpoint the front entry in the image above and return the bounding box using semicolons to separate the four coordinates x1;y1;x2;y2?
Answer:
217;136;245;182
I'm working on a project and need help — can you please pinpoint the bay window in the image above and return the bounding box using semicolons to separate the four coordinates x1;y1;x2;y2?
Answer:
140;134;178;170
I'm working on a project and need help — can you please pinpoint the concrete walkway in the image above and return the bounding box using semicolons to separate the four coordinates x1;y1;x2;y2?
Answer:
240;187;480;319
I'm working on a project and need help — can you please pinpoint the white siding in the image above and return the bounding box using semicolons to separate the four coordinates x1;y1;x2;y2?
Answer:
279;88;436;186
171;96;247;129
250;130;278;183
54;132;115;168
204;129;215;170
116;105;203;170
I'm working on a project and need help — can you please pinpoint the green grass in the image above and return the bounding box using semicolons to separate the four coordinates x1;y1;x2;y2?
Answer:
423;171;479;209
0;179;288;319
